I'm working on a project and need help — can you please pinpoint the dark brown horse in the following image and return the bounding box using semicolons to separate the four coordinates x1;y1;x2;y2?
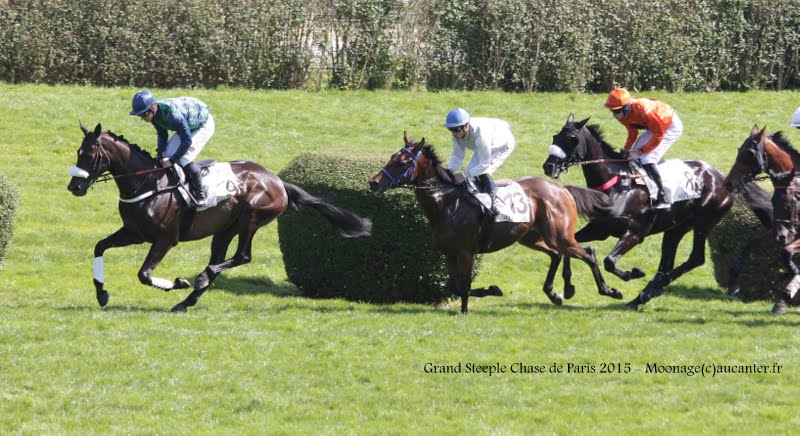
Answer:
67;123;371;312
543;114;736;309
369;132;622;314
724;125;800;314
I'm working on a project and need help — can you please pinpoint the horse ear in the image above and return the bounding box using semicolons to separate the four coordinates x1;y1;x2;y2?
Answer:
567;113;575;123
94;123;102;137
576;116;591;129
403;131;411;147
755;125;767;141
80;121;88;135
417;137;426;149
751;124;759;135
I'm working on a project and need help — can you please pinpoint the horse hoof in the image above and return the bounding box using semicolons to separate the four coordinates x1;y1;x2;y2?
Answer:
609;288;624;300
564;284;575;300
630;268;646;279
728;286;740;296
487;285;503;297
96;291;109;307
548;294;563;306
171;304;187;313
771;301;788;315
174;278;192;289
625;299;641;310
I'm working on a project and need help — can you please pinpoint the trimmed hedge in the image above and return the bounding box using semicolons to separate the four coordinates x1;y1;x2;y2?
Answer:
277;152;480;304
708;199;788;303
0;172;19;270
1;0;797;91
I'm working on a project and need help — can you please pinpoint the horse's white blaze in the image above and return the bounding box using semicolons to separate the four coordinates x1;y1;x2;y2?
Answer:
93;256;104;283
151;277;174;290
547;145;567;159
69;166;90;178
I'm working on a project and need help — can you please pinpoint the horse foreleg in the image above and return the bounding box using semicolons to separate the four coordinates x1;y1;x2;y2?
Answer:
136;238;183;295
772;238;800;314
561;257;575;299
92;227;144;307
568;245;623;300
728;229;774;295
603;224;647;281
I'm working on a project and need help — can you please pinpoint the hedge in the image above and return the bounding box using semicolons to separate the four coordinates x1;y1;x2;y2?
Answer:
708;195;789;303
277;152;481;304
1;0;798;91
0;172;19;270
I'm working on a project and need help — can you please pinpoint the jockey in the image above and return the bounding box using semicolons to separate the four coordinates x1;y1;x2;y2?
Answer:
444;107;515;216
604;88;683;209
791;107;800;129
130;90;214;207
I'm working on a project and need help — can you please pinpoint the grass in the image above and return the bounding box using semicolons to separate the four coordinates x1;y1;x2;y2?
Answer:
1;84;800;433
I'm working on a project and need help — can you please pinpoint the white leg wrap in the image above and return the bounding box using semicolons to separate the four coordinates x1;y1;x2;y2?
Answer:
93;257;104;283
151;277;174;290
787;275;800;298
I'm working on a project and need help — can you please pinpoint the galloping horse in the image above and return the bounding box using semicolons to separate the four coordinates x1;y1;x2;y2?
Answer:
67;123;371;312
543;114;735;309
724;125;800;314
369;132;622;314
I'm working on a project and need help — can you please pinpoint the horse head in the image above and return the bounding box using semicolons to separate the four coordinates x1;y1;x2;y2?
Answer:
68;122;108;196
369;131;427;194
543;113;591;179
724;124;768;192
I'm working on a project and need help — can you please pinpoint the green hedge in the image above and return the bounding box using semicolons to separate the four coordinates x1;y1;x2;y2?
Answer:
277;152;480;304
708;200;788;303
1;0;797;91
0;172;19;270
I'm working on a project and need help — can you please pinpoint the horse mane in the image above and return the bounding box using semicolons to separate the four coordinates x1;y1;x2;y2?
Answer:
768;131;800;164
420;144;460;186
104;130;155;161
586;124;625;159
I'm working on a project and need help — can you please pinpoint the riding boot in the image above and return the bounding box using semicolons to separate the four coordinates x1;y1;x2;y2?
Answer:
183;161;207;207
643;163;669;209
478;173;499;216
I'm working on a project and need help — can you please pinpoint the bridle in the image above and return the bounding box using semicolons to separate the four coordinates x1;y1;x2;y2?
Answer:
379;147;423;187
548;128;628;174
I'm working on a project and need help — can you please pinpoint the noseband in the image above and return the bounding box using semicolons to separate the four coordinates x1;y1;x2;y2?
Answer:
380;147;422;187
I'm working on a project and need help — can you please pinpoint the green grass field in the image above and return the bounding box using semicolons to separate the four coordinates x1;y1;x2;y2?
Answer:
1;84;799;433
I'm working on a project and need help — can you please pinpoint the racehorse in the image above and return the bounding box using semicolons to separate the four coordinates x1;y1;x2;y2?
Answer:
724;125;800;314
67;123;372;312
543;114;735;309
369;132;622;314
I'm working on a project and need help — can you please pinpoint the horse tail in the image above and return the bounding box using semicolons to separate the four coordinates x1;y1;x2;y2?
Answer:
738;182;773;228
564;185;616;219
283;182;373;238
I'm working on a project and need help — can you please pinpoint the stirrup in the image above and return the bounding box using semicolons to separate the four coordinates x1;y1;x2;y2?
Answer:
652;198;670;209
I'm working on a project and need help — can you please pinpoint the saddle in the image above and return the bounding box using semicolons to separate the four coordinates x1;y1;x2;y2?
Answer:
621;160;703;205
168;161;240;211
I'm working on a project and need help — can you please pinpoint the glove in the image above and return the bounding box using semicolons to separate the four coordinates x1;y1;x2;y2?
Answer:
159;157;173;168
626;150;641;160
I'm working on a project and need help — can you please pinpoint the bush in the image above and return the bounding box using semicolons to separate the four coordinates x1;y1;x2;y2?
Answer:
0;172;20;270
708;198;789;303
277;152;480;304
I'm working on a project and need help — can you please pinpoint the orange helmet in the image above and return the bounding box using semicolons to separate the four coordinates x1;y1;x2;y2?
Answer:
604;88;631;110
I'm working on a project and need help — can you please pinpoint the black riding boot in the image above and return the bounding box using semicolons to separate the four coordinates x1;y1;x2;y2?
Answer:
183;161;207;207
643;163;668;208
478;173;499;216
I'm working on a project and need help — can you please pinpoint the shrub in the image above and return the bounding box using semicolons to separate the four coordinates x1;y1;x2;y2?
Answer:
708;198;789;303
277;152;481;304
0;172;20;270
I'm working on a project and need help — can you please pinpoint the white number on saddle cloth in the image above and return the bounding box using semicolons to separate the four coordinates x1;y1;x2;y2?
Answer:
633;160;703;203
180;163;241;210
467;179;531;223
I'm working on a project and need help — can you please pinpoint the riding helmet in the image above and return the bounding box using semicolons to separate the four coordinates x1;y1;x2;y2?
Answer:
444;108;470;128
130;90;156;116
604;88;631;110
792;107;800;127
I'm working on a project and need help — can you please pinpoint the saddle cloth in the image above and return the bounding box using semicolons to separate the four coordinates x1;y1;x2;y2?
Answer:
630;160;702;203
466;178;531;223
176;162;240;210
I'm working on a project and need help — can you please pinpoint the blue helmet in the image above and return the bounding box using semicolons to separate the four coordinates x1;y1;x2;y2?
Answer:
130;90;156;115
444;108;470;128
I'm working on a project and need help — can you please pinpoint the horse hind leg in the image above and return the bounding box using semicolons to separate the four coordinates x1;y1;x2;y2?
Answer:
772;239;800;315
172;215;270;313
136;239;190;296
